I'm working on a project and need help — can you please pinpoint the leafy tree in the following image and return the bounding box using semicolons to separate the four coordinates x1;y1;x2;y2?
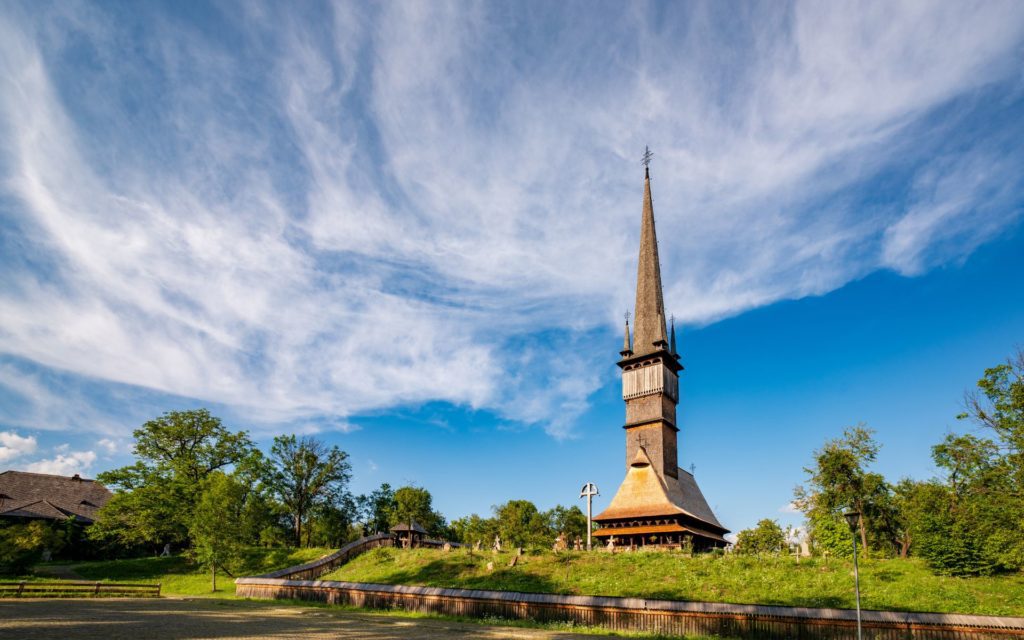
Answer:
735;519;786;555
794;425;891;556
449;513;498;547
189;472;246;591
307;495;361;548
88;474;191;551
357;483;396;535
132;409;255;485
266;435;352;546
546;505;588;541
909;349;1024;574
494;499;550;549
388;486;445;537
91;409;257;553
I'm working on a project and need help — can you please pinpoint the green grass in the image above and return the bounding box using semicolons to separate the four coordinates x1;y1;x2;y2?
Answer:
27;547;332;598
321;547;1024;617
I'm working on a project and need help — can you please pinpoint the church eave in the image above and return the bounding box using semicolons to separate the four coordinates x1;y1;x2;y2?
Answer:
617;348;683;373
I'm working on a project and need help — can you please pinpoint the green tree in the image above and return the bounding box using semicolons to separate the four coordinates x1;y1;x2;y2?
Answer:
189;472;246;591
91;410;257;553
266;435;352;546
388;486;445;537
449;513;498;547
546;505;588;541
493;499;550;549
307;495;360;548
357;483;396;535
794;425;891;556
735;519;786;555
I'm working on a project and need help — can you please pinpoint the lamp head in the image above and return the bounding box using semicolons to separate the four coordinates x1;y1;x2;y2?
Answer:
843;510;861;530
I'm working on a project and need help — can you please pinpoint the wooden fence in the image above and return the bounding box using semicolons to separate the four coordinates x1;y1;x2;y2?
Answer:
235;577;1024;639
0;581;161;598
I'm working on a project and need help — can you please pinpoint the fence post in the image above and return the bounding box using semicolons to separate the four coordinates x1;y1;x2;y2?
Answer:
157;583;161;597
17;581;25;596
95;582;101;595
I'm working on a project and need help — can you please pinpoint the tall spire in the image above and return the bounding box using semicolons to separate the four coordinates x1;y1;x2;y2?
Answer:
631;163;668;356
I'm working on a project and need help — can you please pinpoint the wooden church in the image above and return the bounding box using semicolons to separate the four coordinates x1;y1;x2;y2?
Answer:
592;162;729;551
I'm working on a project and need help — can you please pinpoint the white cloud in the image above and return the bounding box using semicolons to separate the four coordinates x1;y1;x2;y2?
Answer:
97;438;118;455
24;450;97;476
0;3;1020;439
0;431;38;463
778;502;800;514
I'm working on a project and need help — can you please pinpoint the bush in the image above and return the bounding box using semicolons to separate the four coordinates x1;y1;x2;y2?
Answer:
0;521;68;575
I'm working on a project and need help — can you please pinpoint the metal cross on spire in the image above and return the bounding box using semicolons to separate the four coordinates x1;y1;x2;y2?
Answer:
641;145;654;168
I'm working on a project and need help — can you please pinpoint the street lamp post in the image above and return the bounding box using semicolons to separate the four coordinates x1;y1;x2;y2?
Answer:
579;483;599;551
844;509;863;640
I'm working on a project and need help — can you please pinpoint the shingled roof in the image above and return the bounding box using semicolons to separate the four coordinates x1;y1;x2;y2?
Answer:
0;470;112;524
593;448;725;532
390;519;427;534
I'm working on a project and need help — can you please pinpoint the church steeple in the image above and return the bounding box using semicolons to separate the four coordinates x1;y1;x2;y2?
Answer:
593;151;729;551
632;165;668;357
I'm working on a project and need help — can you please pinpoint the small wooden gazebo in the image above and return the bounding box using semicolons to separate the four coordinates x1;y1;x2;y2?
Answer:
390;520;427;548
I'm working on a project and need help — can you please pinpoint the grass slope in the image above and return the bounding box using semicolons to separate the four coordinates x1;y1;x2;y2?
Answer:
34;547;332;598
322;547;1024;617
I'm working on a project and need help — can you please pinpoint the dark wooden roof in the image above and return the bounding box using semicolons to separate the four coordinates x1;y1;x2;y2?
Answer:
0;470;112;524
390;520;427;534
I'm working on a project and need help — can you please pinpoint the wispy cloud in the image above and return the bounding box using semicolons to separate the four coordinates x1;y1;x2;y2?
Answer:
0;2;1021;439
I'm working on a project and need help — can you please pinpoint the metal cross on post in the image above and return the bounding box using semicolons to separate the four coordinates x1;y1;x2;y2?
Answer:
579;482;599;551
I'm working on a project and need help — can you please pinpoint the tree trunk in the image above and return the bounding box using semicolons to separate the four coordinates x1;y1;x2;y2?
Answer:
294;513;302;548
899;533;911;558
858;517;869;558
212;564;217;592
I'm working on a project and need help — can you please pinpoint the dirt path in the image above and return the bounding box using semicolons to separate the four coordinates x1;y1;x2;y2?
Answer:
0;598;611;639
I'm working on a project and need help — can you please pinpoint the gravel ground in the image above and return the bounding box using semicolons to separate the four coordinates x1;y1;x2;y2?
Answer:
0;598;605;639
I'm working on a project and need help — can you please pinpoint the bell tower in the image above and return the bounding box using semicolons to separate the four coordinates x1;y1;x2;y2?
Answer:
618;162;683;480
592;151;729;551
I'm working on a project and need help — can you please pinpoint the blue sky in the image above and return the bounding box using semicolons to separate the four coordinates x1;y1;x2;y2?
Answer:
0;1;1022;535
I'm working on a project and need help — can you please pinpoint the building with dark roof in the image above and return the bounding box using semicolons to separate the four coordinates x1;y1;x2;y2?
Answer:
592;163;729;551
0;470;112;525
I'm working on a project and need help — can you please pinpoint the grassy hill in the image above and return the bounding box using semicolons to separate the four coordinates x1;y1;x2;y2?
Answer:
31;547;332;597
321;547;1024;617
